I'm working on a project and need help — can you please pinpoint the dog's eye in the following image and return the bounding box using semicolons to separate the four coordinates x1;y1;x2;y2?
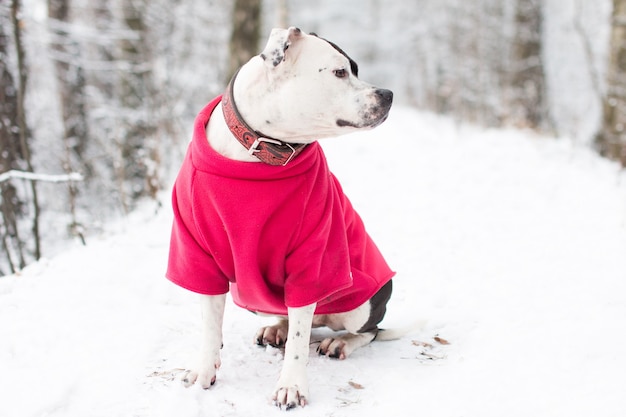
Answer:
333;68;348;79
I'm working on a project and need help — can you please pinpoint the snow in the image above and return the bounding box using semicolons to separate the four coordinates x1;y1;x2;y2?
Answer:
1;106;626;417
0;170;83;184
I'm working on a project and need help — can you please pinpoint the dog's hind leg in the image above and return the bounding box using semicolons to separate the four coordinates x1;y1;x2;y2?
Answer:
317;331;377;359
255;318;289;348
182;294;226;389
315;301;377;359
317;280;393;359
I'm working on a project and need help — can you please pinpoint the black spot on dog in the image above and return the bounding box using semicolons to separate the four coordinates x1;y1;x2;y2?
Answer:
265;48;284;67
310;33;359;78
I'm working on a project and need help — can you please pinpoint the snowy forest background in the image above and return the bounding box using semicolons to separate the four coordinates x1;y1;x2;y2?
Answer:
1;0;625;275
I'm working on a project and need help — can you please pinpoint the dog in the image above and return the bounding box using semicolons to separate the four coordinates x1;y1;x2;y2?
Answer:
166;27;395;409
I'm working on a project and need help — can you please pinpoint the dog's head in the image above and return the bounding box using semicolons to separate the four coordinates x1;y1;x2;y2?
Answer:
240;27;393;142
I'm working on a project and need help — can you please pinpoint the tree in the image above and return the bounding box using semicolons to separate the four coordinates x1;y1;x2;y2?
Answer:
115;0;158;210
63;1;164;214
277;0;289;28
48;0;89;237
10;0;40;260
506;0;549;130
0;5;25;273
228;0;262;80
413;0;549;131
0;0;41;271
596;0;626;166
0;0;40;274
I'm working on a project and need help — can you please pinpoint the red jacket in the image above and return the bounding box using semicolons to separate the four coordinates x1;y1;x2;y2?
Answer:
166;96;394;315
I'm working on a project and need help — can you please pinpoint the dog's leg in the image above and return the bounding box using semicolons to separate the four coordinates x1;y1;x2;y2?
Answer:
273;303;316;409
182;294;226;389
318;280;393;359
317;331;377;359
255;318;289;348
316;301;376;359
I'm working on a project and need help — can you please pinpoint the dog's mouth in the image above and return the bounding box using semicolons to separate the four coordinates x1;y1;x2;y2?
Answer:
368;113;389;128
336;89;393;129
336;112;389;129
336;119;360;128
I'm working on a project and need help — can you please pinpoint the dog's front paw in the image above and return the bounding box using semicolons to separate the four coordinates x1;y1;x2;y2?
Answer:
182;353;221;389
182;366;217;389
273;380;309;410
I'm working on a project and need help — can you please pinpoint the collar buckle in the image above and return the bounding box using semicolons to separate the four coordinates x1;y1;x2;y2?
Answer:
248;138;297;166
248;137;281;154
248;136;296;166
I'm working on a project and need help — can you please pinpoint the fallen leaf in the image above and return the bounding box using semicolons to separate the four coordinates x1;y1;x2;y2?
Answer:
434;336;450;345
348;381;364;389
412;340;434;348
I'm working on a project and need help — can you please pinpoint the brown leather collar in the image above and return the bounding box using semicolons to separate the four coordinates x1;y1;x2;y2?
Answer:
221;70;307;166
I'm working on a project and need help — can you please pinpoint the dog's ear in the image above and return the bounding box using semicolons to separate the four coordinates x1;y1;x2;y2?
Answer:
259;27;303;68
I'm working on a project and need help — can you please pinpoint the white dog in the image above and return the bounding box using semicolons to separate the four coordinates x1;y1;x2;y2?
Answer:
167;27;395;409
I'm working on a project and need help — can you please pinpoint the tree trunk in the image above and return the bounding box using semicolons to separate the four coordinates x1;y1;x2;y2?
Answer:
48;0;90;168
228;0;262;81
507;0;549;130
0;6;23;274
48;0;90;240
115;0;158;210
595;0;626;166
11;0;41;261
276;0;289;28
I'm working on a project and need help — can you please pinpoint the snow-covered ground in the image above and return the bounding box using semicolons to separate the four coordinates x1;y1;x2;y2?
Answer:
1;106;625;417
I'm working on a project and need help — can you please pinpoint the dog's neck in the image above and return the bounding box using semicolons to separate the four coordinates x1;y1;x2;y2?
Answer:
220;70;307;166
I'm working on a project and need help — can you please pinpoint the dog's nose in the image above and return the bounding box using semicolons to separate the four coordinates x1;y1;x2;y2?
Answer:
375;89;393;106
